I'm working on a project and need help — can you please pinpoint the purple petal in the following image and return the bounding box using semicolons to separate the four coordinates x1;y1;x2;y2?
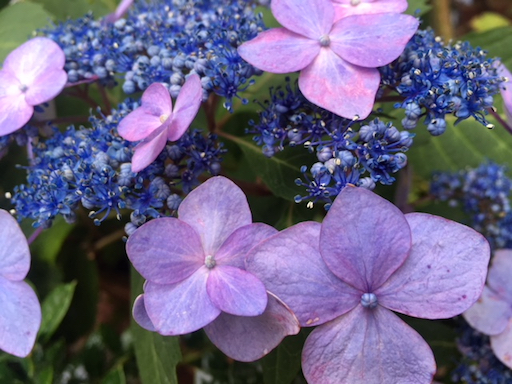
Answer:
24;68;67;106
126;217;204;285
215;223;278;269
487;249;512;303
271;0;333;38
118;82;172;142
130;125;169;172
491;319;512;369
302;306;436;384
168;74;202;141
132;294;157;332
144;268;220;335
3;38;65;90
320;186;411;292
0;80;33;136
333;0;408;21
206;265;267;316
104;0;134;23
498;64;512;122
0;277;41;357
204;292;300;362
0;210;30;281
238;28;320;74
299;49;380;119
463;286;512;336
247;221;359;327
330;14;418;68
178;176;252;255
376;213;490;319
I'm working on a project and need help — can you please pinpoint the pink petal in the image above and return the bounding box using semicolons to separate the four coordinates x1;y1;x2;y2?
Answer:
130;125;169;172
178;176;252;255
491;318;512;369
320;186;411;292
376;213;490;319
3;37;65;89
0;210;30;281
24;68;67;106
0;84;33;136
206;265;267;316
487;249;512;303
497;64;512;122
215;223;278;269
299;49;380;119
204;292;300;362
247;221;360;327
132;294;157;332
463;286;512;336
238;28;320;74
118;82;172;142
330;14;418;68
271;0;333;39
0;277;41;358
168;74;203;141
144;268;220;335
333;0;408;21
126;217;204;285
302;306;436;384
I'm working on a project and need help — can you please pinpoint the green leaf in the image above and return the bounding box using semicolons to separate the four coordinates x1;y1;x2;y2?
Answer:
407;117;512;180
33;365;53;384
31;217;75;264
102;365;126;384
0;1;54;62
261;331;308;384
38;281;77;344
405;0;431;16
31;0;114;20
131;268;182;384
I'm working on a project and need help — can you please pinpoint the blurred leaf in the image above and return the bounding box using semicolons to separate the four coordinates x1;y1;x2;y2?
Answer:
0;0;8;10
407;117;512;180
405;0;431;16
33;365;53;384
38;281;77;344
31;217;75;264
102;365;126;384
131;268;182;384
261;332;308;384
0;1;54;62
471;12;511;32
31;0;115;20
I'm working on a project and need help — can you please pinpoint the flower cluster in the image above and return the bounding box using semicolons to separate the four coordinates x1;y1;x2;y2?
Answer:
381;28;503;135
41;0;266;109
430;161;512;249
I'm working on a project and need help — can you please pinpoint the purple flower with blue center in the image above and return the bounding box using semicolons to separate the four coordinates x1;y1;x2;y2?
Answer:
0;37;67;135
464;249;512;370
237;0;418;119
332;0;408;21
247;186;490;383
0;210;41;357
126;176;299;361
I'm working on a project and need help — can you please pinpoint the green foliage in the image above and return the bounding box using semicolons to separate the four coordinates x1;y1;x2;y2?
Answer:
31;217;75;264
405;0;431;16
102;365;127;384
31;0;114;20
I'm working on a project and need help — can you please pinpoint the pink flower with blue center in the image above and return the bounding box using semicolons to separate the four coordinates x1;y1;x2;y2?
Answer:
332;0;408;21
237;0;418;119
126;176;299;361
0;37;67;136
117;74;203;172
464;249;512;369
247;186;490;383
0;210;41;357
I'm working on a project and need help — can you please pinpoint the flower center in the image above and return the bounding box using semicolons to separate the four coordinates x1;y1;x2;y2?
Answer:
204;255;216;269
319;35;331;47
360;292;378;309
350;0;361;6
159;114;169;123
19;84;28;93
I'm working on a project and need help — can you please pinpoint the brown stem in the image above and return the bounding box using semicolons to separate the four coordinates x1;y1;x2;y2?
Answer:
432;0;454;40
203;94;220;133
97;82;113;112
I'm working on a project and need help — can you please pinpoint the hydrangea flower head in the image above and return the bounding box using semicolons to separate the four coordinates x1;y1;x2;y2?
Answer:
0;210;41;357
117;74;203;172
126;176;299;361
0;37;67;135
497;63;512;123
464;249;512;369
247;186;490;383
238;0;418;119
332;0;408;21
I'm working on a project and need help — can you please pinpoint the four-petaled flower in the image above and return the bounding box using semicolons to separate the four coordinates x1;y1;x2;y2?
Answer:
127;176;299;361
247;186;490;383
0;210;41;357
0;37;67;136
331;0;408;21
238;0;418;119
464;249;512;369
117;74;203;172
